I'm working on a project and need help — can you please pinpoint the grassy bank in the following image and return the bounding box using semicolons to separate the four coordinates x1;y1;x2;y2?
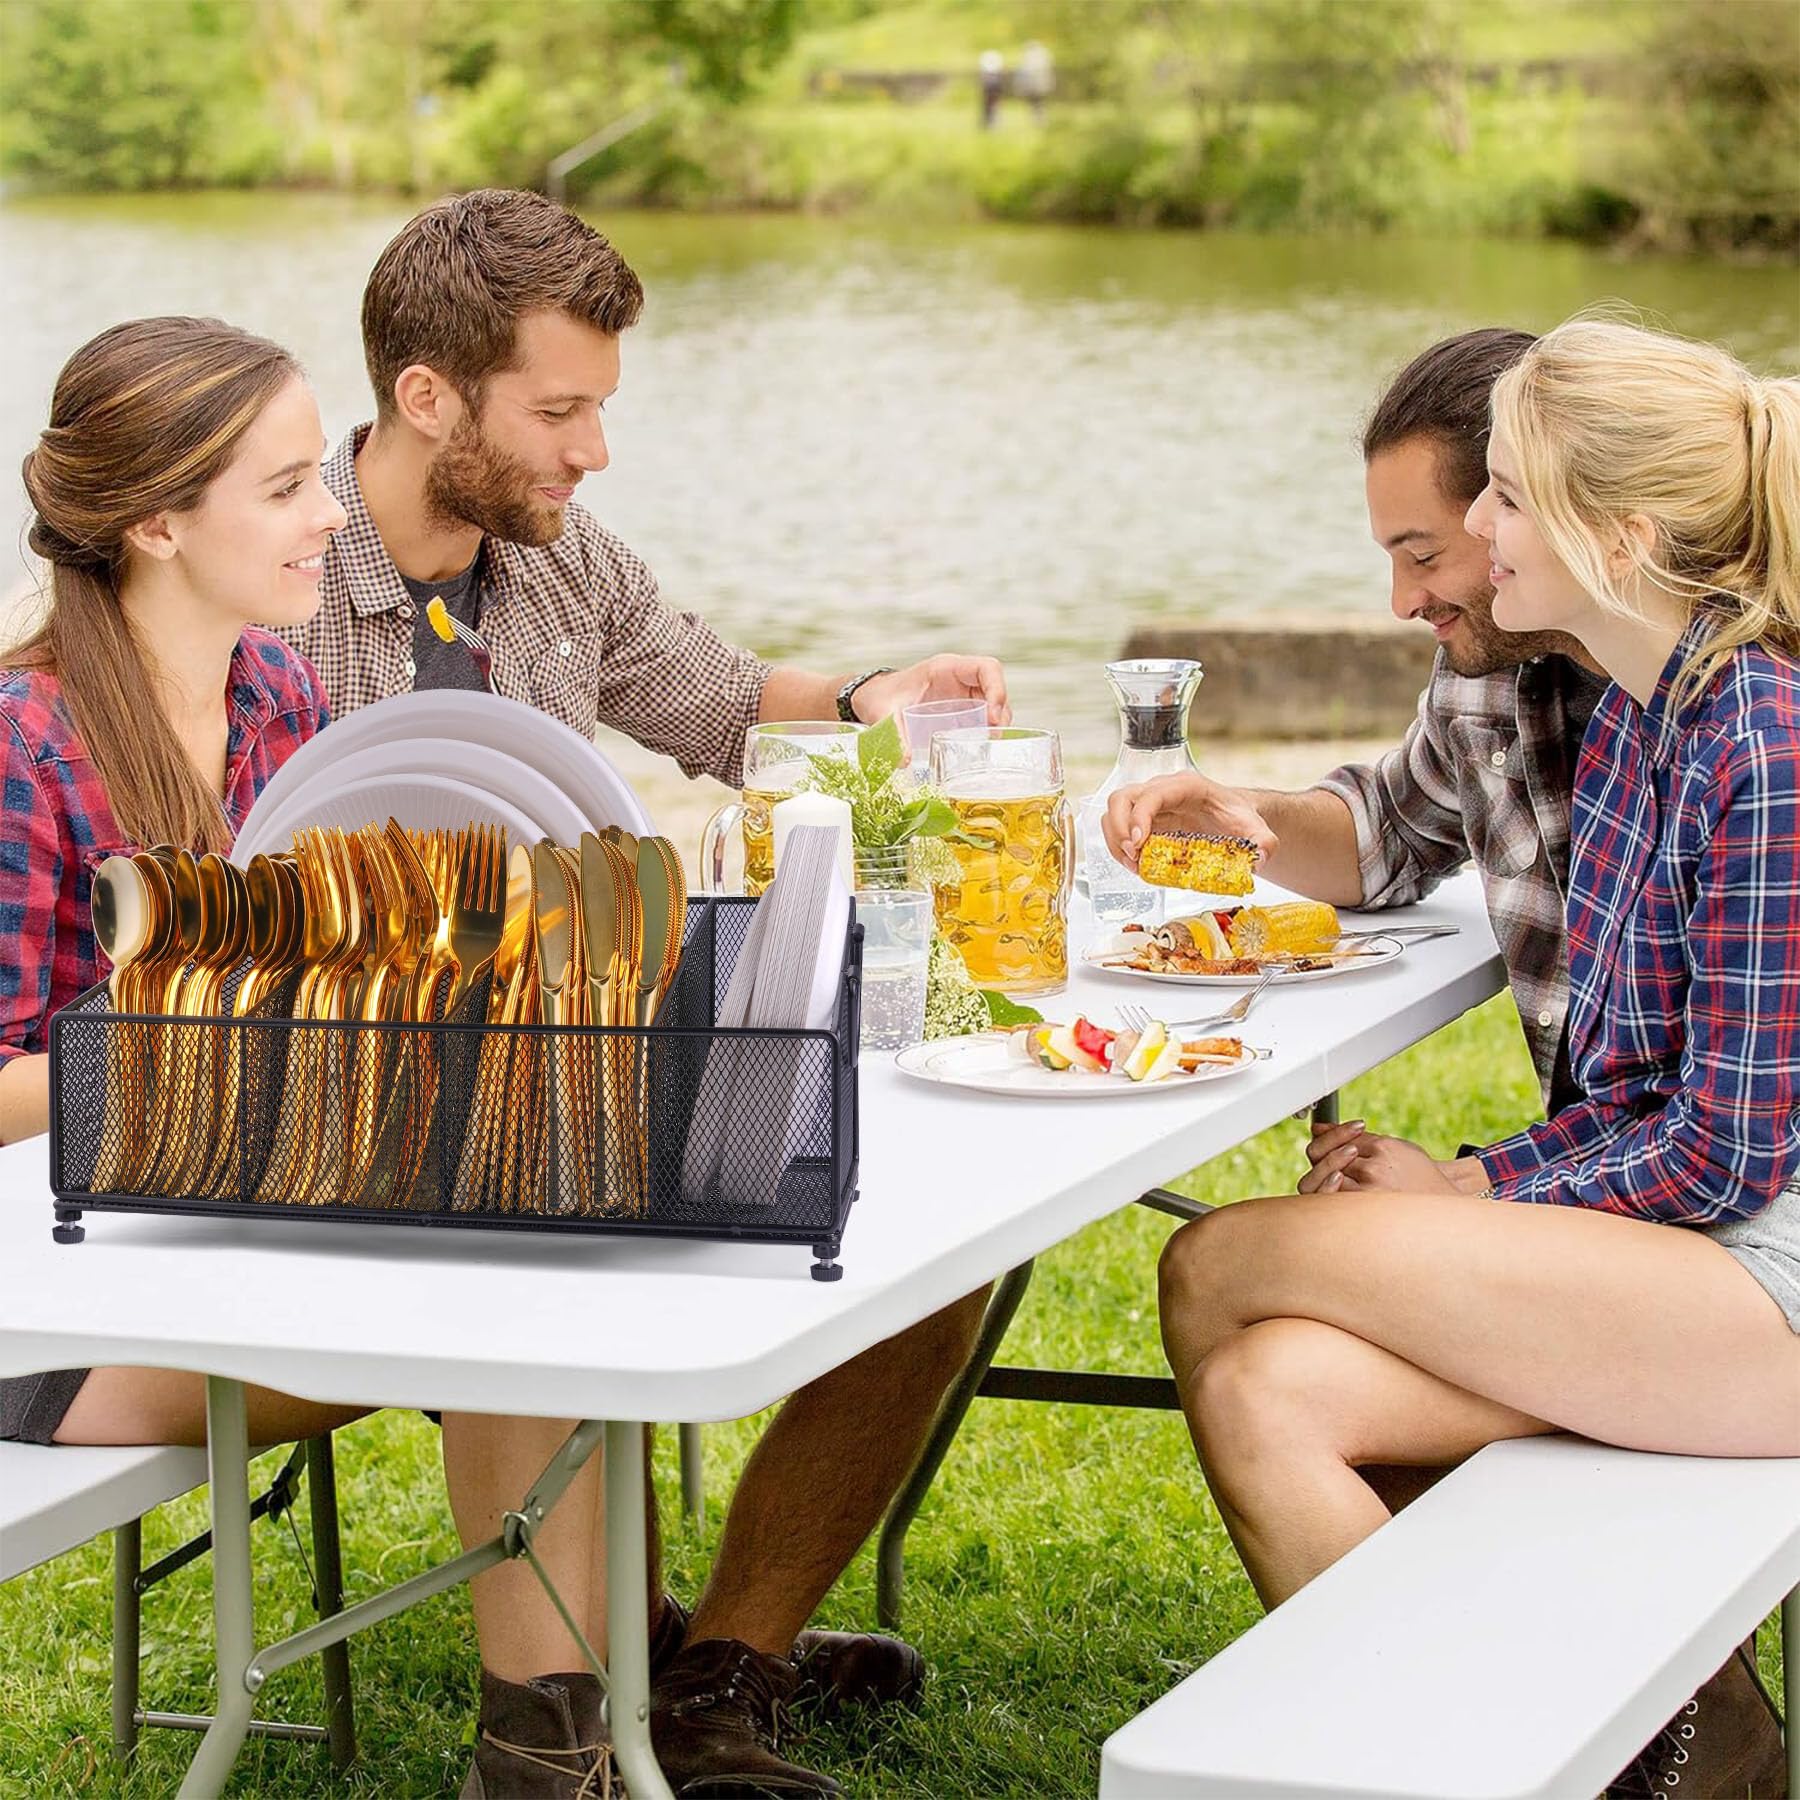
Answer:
1;991;1787;1796
2;0;1792;255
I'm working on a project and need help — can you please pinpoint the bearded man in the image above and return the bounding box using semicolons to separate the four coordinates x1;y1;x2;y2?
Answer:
292;187;1002;1799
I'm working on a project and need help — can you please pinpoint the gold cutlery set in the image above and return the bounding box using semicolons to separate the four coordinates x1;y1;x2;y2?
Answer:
453;828;687;1217
88;823;686;1217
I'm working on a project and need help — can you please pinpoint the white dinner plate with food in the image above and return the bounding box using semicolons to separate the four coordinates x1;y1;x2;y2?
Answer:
1081;935;1406;987
895;1033;1265;1098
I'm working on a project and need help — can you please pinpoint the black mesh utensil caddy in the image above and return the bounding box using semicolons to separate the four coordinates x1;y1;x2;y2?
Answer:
49;897;863;1281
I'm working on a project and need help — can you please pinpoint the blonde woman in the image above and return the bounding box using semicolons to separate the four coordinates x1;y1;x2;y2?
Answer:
1150;322;1800;1796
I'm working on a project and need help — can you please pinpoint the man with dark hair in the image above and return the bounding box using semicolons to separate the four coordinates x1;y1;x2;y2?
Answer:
1106;328;1786;1798
1109;325;1605;1115
291;187;1003;1800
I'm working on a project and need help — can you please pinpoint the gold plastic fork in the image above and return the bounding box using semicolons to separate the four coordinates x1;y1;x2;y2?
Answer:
443;824;507;1021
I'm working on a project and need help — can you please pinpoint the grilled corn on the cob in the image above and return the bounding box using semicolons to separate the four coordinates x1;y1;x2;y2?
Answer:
1137;832;1257;896
1226;901;1340;957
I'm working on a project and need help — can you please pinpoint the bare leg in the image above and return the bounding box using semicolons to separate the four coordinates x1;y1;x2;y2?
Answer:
1159;1192;1800;1602
686;1289;989;1654
55;1364;370;1446
440;1412;603;1680
1160;1190;1800;1453
1184;1317;1551;1604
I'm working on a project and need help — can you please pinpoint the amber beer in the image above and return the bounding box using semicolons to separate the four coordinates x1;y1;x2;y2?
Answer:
701;722;862;896
929;728;1072;997
739;787;784;896
935;788;1070;993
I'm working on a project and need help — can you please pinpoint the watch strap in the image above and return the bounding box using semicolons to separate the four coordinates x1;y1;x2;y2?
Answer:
836;667;895;723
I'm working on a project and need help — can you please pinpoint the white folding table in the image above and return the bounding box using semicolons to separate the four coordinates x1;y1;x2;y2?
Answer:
0;873;1503;1797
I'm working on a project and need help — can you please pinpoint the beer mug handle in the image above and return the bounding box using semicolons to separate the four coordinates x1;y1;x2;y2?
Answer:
1058;798;1076;906
701;801;746;894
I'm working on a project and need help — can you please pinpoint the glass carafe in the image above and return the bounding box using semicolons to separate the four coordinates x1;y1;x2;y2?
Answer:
1078;658;1204;925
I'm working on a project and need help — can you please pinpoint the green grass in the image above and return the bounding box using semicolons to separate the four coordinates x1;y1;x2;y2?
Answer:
0;993;1786;1796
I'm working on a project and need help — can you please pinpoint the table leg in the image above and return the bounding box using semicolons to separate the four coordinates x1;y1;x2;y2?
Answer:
605;1419;676;1800
876;1260;1037;1631
1782;1585;1797;1795
678;1422;705;1527
176;1377;256;1800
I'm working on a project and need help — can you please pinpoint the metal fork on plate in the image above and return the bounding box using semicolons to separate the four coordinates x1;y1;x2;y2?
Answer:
1119;968;1277;1038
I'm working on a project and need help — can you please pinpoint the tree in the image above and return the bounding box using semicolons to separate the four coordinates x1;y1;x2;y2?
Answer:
0;0;261;188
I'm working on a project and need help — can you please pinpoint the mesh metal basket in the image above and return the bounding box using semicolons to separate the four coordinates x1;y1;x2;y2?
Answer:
49;896;862;1281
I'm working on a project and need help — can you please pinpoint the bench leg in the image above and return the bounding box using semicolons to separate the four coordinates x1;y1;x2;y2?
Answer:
876;1259;1036;1631
1784;1586;1798;1795
176;1376;257;1800
112;1516;141;1762
679;1422;704;1528
305;1434;356;1771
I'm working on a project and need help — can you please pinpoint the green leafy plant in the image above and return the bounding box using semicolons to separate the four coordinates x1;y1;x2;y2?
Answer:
803;714;958;851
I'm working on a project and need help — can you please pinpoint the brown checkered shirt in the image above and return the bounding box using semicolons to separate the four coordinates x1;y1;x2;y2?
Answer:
287;427;771;787
1315;651;1605;1112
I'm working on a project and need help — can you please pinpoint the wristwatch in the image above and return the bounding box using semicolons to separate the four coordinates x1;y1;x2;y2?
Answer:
835;667;894;723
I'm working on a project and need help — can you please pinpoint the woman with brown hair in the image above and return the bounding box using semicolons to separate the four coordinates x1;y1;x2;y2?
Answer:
2;317;653;1798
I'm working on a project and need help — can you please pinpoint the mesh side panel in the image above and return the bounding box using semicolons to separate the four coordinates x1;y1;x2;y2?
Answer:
50;898;860;1258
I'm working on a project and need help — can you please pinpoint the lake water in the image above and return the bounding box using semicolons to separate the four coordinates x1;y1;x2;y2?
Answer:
2;193;1794;761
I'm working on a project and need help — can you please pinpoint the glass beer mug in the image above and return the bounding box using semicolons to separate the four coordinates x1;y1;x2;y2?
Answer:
701;721;862;895
928;726;1075;996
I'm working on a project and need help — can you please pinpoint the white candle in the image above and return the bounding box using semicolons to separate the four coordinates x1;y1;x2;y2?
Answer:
772;791;854;889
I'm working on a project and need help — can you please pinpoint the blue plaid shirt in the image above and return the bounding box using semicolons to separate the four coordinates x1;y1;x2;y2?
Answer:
1481;624;1800;1223
0;630;327;1070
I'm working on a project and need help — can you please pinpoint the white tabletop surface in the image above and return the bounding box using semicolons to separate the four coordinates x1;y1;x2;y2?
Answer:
0;874;1502;1424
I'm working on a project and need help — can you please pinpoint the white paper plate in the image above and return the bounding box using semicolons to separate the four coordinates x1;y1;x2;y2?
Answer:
1081;935;1406;988
236;691;650;855
236;771;538;855
895;1032;1265;1098
235;736;586;861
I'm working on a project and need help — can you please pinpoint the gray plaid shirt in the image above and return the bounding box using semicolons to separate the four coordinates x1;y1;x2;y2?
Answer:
1316;652;1605;1111
287;427;771;787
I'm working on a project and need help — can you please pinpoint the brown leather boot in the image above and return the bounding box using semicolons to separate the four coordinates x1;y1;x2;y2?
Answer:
459;1667;617;1800
1607;1638;1788;1798
651;1637;843;1797
791;1629;925;1720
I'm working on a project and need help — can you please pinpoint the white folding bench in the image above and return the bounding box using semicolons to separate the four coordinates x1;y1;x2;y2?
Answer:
1101;1435;1800;1799
1;1435;355;1767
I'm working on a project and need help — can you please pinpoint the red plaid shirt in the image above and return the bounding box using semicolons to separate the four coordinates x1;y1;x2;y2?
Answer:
0;630;327;1070
1479;627;1800;1224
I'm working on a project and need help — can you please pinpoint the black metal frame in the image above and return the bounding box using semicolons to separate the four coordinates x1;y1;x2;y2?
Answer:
48;897;864;1281
111;1434;354;1768
874;1095;1341;1627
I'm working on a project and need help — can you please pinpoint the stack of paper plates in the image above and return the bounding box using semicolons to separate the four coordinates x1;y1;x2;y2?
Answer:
233;691;652;861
